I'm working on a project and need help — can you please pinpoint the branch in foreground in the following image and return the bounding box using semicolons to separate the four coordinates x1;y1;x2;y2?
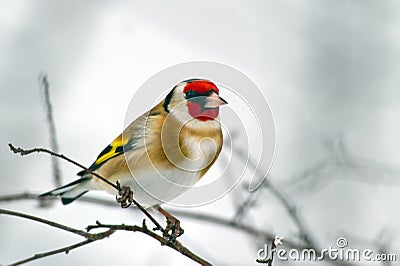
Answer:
0;208;211;266
7;143;164;233
0;208;114;266
87;221;211;266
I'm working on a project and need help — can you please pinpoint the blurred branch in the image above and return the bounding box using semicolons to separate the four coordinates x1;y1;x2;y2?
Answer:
288;135;400;190
232;184;262;224
230;146;318;249
228;135;399;266
0;208;211;266
39;74;62;187
0;192;38;202
264;176;317;248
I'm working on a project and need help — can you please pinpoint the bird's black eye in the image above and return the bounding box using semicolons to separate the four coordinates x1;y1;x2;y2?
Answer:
185;90;200;99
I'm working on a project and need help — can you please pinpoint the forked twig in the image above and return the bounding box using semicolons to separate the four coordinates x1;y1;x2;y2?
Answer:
0;208;211;266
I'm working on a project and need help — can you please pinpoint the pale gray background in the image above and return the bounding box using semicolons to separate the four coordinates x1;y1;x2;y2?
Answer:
1;1;399;265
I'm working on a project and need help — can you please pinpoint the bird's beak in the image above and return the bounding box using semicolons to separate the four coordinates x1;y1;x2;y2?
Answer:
204;92;228;108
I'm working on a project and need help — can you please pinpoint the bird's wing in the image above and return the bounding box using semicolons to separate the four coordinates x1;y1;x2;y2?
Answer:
77;134;131;176
77;109;161;177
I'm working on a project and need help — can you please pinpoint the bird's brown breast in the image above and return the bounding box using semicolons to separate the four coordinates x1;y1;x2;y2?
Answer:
145;102;223;178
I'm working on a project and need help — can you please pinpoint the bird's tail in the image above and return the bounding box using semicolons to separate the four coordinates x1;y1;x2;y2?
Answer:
39;177;92;205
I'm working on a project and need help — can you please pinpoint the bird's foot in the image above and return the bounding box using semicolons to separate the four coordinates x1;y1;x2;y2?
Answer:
164;215;184;240
157;206;184;240
116;181;133;208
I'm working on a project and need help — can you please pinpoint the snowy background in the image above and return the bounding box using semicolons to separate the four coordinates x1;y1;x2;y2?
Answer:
1;1;400;265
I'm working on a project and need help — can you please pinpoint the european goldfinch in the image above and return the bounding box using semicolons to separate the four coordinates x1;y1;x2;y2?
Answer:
40;79;227;237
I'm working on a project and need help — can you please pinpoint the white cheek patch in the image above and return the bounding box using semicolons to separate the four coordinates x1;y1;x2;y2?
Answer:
170;102;193;123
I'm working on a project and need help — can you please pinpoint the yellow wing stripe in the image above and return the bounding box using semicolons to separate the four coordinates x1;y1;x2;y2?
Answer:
94;134;129;165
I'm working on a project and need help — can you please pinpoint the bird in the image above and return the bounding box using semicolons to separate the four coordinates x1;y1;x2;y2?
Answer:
40;78;227;238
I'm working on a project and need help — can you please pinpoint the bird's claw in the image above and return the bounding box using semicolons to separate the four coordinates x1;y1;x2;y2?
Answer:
164;216;184;241
116;181;133;208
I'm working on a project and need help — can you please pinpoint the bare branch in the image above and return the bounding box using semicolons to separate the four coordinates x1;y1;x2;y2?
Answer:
87;221;212;266
0;208;93;238
0;208;114;265
8;143;117;189
0;208;211;266
8;239;94;266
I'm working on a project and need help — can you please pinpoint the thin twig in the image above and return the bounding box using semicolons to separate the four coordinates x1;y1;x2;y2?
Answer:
8;143;116;189
39;74;62;187
0;208;93;238
0;208;211;266
87;221;212;266
7;143;165;233
8;239;94;266
0;208;114;266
